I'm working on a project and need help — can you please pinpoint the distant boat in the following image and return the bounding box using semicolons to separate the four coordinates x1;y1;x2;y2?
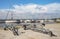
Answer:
5;20;17;23
5;20;20;23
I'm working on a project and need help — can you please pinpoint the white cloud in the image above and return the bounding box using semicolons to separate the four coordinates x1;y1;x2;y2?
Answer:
12;3;60;14
45;3;60;13
13;4;47;13
0;3;60;14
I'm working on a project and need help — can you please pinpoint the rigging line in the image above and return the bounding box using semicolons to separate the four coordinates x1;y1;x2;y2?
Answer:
11;11;13;20
5;10;10;20
13;11;19;19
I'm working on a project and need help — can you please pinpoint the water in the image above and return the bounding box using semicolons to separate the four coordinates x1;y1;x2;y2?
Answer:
0;23;19;28
0;22;55;28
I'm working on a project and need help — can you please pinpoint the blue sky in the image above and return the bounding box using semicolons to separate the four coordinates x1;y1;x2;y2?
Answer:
0;0;60;9
0;0;60;19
